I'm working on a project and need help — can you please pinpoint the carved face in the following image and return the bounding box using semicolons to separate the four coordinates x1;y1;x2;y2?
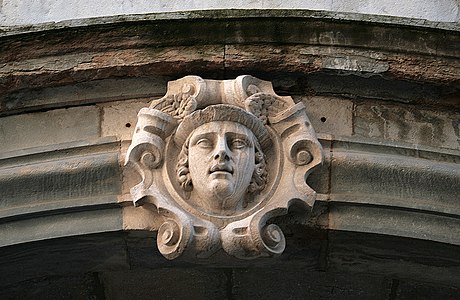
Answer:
187;121;256;214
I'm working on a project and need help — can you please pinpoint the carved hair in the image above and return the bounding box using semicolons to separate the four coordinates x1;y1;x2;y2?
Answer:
176;133;268;196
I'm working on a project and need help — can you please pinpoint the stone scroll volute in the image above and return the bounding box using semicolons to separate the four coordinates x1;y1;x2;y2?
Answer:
125;75;323;260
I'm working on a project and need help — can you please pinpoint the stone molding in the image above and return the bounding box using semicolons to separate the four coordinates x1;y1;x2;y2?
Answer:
125;75;323;259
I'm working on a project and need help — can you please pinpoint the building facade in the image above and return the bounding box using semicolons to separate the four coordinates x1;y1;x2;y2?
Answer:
1;2;459;299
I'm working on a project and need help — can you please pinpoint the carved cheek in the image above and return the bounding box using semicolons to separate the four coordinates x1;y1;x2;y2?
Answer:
188;147;211;179
233;149;255;189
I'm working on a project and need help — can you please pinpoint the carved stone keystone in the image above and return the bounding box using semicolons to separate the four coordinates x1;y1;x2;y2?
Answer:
125;75;323;259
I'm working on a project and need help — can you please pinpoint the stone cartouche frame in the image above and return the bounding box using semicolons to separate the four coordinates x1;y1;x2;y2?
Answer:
125;75;323;259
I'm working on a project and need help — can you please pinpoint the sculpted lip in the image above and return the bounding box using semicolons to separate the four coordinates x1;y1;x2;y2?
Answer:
209;164;233;175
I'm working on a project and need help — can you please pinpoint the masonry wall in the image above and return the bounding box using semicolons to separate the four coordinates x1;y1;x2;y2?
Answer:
0;9;459;299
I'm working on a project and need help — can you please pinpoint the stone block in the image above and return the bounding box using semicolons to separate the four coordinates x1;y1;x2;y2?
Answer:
330;147;460;214
0;208;123;247
328;231;460;287
101;99;150;141
0;106;100;155
354;102;460;150
232;268;392;299
0;232;129;289
100;268;228;300
1;77;168;116
301;96;353;137
329;202;460;246
395;280;460;299
0;274;104;300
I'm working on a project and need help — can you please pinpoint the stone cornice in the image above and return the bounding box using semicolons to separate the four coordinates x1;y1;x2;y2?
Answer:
1;9;459;36
0;11;458;117
1;133;455;247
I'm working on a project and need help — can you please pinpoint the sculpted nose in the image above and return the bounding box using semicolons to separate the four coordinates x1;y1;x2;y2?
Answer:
214;149;230;161
213;138;230;162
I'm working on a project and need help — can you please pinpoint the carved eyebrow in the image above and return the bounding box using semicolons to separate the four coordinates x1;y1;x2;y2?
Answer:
189;131;254;147
226;132;254;147
189;132;215;145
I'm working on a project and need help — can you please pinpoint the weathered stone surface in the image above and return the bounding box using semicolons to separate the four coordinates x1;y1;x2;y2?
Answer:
0;208;123;247
303;73;458;107
0;145;121;209
328;138;460;244
0;233;129;289
0;139;123;248
1;274;104;300
101;99;150;141
301;96;353;137
354;102;460;150
321;54;389;73
225;45;460;86
328;231;460;287
330;141;460;212
329;203;460;245
0;46;225;96
0;140;121;208
0;106;100;154
1;2;458;26
395;280;460;299
233;268;392;300
100;269;228;300
0;77;169;116
1;13;458;102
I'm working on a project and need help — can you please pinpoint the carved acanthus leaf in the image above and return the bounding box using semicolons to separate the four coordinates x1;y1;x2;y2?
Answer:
150;83;198;120
244;93;288;125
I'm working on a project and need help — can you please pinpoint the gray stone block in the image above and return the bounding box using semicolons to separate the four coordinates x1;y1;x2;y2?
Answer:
301;96;353;137
1;77;169;116
101;99;151;141
0;106;100;154
354;102;460;150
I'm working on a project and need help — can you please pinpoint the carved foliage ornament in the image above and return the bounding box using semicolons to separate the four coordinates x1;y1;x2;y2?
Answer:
125;76;323;259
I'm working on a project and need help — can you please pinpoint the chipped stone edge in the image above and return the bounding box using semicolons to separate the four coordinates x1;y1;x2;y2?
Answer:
1;9;459;37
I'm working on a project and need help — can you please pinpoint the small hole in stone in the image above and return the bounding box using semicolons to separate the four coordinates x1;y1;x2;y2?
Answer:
125;123;131;128
320;117;327;123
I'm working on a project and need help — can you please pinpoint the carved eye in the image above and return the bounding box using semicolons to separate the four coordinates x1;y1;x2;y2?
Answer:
196;138;212;148
231;139;248;149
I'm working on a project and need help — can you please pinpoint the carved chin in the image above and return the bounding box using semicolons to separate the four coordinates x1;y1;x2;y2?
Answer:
208;180;240;210
210;179;234;199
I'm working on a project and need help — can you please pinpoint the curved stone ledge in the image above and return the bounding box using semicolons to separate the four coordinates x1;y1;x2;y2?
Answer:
329;203;460;245
0;131;457;250
0;10;458;110
0;208;122;248
309;137;460;247
1;9;459;35
0;140;123;247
